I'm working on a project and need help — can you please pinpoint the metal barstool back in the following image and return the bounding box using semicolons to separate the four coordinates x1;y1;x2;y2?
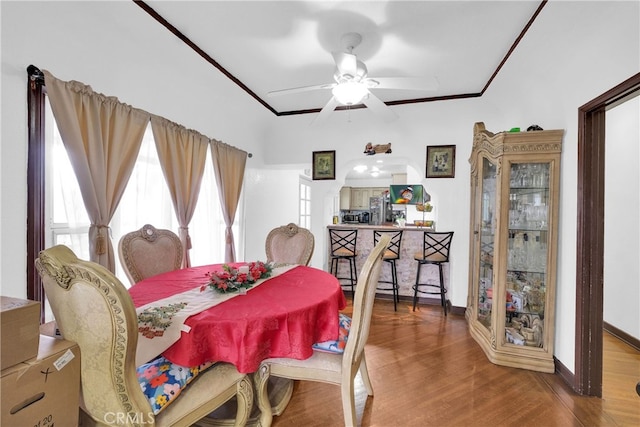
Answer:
412;231;454;315
329;228;358;296
373;229;403;311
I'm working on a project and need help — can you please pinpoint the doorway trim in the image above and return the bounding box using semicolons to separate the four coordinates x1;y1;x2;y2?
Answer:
575;72;640;396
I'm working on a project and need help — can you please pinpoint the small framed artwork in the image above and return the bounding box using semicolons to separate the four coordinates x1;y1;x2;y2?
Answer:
426;145;456;178
312;150;336;180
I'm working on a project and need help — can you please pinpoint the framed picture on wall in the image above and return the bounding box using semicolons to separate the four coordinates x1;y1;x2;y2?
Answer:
426;145;456;178
312;150;336;180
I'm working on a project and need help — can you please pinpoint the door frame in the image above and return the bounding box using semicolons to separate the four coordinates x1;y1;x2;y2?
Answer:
575;72;640;396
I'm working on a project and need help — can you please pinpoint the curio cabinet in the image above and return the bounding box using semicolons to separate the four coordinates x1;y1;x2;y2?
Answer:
466;122;563;373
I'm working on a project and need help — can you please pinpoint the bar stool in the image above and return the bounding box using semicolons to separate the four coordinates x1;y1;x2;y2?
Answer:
373;230;403;311
329;228;358;297
412;231;454;315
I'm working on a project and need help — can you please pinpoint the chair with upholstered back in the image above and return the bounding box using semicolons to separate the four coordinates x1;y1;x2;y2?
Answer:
265;223;315;266
255;234;391;427
119;224;183;284
36;245;253;427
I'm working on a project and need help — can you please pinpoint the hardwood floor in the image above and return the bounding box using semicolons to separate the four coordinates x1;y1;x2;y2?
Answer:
271;299;640;427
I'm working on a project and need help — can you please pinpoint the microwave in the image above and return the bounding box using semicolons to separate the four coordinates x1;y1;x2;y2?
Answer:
343;214;360;223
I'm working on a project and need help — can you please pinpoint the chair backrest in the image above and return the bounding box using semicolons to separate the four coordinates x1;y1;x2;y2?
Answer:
265;223;315;266
118;224;183;284
342;234;390;372
421;231;454;263
329;228;358;257
35;245;152;424
373;229;403;259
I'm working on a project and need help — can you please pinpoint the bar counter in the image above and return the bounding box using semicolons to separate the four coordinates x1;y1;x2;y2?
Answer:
327;224;448;302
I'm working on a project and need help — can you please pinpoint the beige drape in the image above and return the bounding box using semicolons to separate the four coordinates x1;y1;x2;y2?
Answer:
210;140;248;262
44;70;150;271
151;116;208;268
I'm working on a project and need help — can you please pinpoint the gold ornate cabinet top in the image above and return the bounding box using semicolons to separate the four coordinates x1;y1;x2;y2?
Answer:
472;122;563;155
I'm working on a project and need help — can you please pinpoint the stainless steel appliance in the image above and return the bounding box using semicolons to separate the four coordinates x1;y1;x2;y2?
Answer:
369;197;384;225
342;213;359;223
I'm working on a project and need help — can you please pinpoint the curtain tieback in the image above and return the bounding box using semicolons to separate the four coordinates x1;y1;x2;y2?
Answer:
179;226;192;250
95;224;110;255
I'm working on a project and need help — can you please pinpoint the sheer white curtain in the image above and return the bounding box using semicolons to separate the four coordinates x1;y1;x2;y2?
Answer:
111;126;177;280
189;151;236;266
47;100;91;260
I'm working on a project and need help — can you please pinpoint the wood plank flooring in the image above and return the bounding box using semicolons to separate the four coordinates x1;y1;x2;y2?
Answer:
271;299;640;427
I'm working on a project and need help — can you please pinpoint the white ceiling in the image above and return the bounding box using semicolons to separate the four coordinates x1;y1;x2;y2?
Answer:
140;1;544;115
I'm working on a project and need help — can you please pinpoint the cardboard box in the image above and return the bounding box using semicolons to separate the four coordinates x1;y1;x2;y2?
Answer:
1;296;41;370
1;335;81;427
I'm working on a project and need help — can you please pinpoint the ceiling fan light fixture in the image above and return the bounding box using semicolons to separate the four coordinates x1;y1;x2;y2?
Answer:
332;82;368;105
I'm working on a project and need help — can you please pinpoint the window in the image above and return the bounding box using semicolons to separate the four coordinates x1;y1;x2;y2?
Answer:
299;178;311;228
45;99;91;261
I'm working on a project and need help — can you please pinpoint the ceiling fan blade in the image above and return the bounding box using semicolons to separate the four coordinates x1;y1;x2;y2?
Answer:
366;76;439;91
332;51;357;78
362;91;398;122
311;96;340;126
267;83;335;97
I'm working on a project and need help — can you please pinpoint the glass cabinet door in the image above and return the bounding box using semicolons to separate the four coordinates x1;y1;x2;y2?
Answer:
477;157;496;329
504;162;550;347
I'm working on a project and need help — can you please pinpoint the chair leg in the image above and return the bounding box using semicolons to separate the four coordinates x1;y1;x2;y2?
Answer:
439;263;447;316
413;262;421;312
255;364;274;427
390;260;398;311
234;376;254;427
358;352;374;396
341;376;358;427
349;257;357;296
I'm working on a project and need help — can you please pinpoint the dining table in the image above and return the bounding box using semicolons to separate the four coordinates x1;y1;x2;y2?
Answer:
128;261;346;425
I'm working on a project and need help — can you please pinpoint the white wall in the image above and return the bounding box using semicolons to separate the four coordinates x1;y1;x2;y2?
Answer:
604;96;640;339
1;1;639;375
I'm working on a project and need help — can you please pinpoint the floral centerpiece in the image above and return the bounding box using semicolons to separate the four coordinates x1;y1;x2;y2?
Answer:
201;261;273;294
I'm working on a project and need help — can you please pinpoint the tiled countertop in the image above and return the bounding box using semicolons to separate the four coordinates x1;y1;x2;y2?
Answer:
328;223;435;231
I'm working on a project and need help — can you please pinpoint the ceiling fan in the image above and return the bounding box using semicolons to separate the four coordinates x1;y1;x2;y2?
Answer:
267;32;438;124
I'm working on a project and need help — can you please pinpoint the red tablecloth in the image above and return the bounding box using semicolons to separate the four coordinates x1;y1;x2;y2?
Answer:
129;264;346;373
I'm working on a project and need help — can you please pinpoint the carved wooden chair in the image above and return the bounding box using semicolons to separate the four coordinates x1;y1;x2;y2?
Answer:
118;224;183;284
36;245;253;427
265;223;315;266
255;234;391;427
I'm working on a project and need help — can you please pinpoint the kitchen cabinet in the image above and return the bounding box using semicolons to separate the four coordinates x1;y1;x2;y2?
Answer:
347;187;388;210
466;122;563;373
350;188;370;209
340;186;351;210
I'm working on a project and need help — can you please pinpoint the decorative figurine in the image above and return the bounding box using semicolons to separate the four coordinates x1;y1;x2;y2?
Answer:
364;142;392;155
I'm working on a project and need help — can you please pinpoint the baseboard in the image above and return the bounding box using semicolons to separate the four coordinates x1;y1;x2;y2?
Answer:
603;321;640;351
553;356;576;391
370;293;466;315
